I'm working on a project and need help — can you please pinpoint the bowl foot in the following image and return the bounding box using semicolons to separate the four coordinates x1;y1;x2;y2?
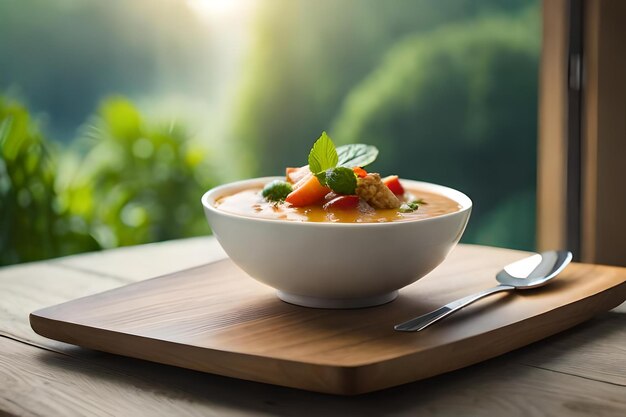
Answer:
276;290;398;309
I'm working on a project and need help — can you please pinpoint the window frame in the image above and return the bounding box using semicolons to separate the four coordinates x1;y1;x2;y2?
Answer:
537;0;626;266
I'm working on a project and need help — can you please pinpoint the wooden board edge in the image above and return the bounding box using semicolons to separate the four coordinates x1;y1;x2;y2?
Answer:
28;313;359;395
29;258;234;318
29;280;626;396
350;280;626;394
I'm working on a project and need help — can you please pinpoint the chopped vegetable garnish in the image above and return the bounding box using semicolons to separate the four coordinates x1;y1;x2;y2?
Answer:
262;180;293;203
383;175;405;196
284;174;331;207
286;166;310;184
399;201;423;213
323;195;360;210
260;131;429;213
353;167;367;178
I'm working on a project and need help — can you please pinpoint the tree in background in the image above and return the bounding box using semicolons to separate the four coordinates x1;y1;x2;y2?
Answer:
0;0;542;264
0;97;98;264
0;0;213;141
332;12;539;249
0;96;217;265
65;97;216;249
233;1;539;250
233;0;536;175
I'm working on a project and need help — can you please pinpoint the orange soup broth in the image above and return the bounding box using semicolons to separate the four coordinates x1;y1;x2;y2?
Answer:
215;186;462;223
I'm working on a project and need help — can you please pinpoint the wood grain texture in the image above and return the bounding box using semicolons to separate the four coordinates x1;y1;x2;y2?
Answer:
516;311;626;386
537;0;569;251
3;334;626;417
1;239;625;416
0;262;130;351
55;236;226;280
29;246;626;395
0;338;224;417
581;0;626;266
0;237;225;351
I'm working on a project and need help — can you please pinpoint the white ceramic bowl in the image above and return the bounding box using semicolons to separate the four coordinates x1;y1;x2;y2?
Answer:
202;177;472;309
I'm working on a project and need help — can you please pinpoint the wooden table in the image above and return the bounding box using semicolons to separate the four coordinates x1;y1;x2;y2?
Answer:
1;238;625;416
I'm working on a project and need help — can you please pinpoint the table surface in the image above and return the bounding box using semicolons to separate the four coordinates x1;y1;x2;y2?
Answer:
1;238;625;417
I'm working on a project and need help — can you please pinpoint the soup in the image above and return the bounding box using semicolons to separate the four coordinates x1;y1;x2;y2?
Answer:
214;133;465;223
215;185;461;223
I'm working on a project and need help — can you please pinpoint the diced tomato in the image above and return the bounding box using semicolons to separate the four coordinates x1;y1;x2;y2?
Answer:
323;195;360;210
285;174;331;207
353;167;367;178
286;165;310;184
383;175;405;195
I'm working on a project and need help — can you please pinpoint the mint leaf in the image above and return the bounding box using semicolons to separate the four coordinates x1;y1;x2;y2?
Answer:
308;132;338;174
336;144;378;168
322;167;357;195
315;172;328;186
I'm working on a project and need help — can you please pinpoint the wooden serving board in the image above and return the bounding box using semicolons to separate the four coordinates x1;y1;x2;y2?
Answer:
30;245;626;395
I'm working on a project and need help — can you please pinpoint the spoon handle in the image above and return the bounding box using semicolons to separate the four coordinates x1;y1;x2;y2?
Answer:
394;284;515;332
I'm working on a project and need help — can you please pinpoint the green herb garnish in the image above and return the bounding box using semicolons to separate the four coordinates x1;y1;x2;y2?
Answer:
318;166;357;195
399;200;424;213
308;132;338;175
308;132;378;195
262;180;293;203
337;144;378;168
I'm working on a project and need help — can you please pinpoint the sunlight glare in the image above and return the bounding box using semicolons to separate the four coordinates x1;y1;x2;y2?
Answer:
186;0;251;20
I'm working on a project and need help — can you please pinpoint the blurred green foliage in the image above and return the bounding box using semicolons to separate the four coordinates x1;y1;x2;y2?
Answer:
0;97;98;264
65;97;216;249
333;12;539;249
0;96;215;265
0;0;213;140
1;0;541;265
235;0;536;175
235;0;539;250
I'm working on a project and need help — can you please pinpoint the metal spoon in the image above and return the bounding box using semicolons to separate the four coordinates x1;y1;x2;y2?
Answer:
394;250;573;332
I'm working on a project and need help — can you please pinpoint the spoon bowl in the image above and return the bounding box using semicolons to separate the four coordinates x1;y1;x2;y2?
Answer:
496;251;573;289
395;250;573;332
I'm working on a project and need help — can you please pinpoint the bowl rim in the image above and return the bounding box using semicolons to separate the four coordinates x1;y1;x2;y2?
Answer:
202;176;472;228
